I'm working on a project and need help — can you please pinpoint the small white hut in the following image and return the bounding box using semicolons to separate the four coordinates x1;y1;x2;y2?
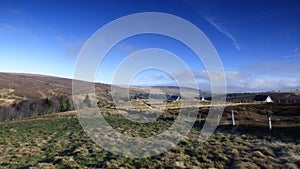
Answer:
254;95;273;103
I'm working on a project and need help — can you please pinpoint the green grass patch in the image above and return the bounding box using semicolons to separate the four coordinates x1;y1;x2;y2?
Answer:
0;104;299;168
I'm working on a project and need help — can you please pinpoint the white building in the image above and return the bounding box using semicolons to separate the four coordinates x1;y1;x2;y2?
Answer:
254;95;273;103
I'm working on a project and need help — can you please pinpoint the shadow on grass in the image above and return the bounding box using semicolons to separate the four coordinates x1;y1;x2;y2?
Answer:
216;124;300;142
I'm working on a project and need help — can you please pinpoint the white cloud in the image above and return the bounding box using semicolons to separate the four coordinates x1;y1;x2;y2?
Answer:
283;47;300;58
0;23;16;34
2;7;22;15
283;54;300;58
65;40;86;58
54;36;65;44
148;69;300;92
203;16;241;50
54;36;86;58
116;42;140;54
224;71;300;92
294;47;299;54
241;60;300;75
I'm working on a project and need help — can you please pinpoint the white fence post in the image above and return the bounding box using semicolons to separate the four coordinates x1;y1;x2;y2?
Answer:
232;110;235;127
267;111;272;132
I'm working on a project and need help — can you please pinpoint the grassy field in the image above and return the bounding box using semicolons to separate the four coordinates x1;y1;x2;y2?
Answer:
0;104;299;168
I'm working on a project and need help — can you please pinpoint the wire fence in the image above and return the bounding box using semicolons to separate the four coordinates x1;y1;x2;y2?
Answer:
158;105;299;135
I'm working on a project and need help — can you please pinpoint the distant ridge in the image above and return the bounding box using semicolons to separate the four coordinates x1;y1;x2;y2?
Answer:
0;72;206;105
0;72;110;104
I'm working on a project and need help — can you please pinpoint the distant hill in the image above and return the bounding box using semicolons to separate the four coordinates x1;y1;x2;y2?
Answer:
0;72;113;105
0;72;209;106
0;72;206;121
1;72;300;121
0;72;112;121
0;72;72;103
226;91;300;103
1;72;299;105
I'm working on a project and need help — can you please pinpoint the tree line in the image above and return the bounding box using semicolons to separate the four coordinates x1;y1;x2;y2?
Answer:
0;95;74;121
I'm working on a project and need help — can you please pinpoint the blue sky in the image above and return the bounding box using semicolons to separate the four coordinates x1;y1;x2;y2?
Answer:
0;0;300;91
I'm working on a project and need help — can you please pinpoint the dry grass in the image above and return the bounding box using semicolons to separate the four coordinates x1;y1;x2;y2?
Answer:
0;88;27;106
0;104;299;168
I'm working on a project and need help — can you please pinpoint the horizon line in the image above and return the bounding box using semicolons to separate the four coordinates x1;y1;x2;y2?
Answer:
0;71;298;94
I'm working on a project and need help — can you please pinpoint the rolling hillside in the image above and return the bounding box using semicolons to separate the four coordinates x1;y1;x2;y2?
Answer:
0;72;207;106
0;72;113;105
